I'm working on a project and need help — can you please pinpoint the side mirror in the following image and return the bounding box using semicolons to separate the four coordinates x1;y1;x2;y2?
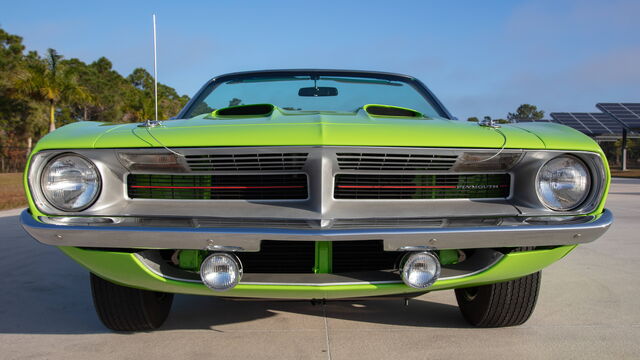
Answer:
298;87;338;97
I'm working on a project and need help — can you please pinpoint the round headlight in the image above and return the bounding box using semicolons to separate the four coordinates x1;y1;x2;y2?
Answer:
536;155;590;211
40;154;101;211
200;253;242;291
401;252;441;289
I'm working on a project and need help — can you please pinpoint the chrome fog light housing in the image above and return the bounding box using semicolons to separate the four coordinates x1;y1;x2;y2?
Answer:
40;154;101;211
200;253;243;291
401;251;441;289
536;155;591;211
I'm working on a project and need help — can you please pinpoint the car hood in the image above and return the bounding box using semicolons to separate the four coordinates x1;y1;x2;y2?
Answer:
32;110;602;152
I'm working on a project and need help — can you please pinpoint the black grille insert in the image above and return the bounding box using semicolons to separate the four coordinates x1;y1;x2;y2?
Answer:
332;240;403;272
236;241;315;273
336;152;458;171
185;152;308;172
128;173;308;200
334;173;510;199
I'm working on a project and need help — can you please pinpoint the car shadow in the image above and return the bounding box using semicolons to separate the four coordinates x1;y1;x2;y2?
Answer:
0;213;470;334
161;295;469;331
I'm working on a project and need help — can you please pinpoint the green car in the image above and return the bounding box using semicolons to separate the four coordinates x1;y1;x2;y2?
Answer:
21;70;612;331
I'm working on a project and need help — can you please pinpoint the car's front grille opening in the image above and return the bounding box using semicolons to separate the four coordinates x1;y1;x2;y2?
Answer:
127;173;308;200
334;173;510;199
185;152;309;172
236;241;316;273
332;240;403;272
236;240;402;274
336;152;458;171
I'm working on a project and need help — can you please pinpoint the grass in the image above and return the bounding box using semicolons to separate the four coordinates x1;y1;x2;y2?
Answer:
0;173;26;210
611;169;640;178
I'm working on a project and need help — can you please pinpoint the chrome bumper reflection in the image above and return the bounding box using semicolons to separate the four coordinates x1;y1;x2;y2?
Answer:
20;209;613;251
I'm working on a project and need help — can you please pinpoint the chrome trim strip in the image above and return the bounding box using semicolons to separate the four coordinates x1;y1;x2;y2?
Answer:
438;255;504;281
132;252;504;286
20;209;613;251
242;280;402;286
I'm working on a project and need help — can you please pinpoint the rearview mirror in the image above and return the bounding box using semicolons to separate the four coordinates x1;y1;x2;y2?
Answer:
298;87;338;97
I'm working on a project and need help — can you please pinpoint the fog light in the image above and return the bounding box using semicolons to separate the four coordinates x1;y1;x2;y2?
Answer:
200;253;242;291
401;252;441;289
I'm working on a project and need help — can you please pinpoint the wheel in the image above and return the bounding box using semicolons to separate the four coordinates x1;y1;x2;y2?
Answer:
90;273;174;331
455;271;541;327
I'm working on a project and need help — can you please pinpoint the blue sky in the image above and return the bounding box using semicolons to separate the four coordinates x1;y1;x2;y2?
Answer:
2;0;638;120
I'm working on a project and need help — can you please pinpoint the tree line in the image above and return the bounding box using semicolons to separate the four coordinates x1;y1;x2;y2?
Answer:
466;104;545;124
0;27;189;168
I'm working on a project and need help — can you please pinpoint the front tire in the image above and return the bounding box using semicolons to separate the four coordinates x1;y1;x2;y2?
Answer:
455;271;541;327
90;273;174;331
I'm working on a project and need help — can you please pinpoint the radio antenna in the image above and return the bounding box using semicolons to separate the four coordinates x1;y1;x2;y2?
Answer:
153;14;158;122
138;14;182;157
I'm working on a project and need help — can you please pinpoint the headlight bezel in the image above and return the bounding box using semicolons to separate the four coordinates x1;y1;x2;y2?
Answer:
39;153;102;212
535;154;593;212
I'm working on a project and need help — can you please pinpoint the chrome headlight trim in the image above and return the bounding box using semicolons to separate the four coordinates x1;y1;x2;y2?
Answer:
535;155;592;211
38;153;102;212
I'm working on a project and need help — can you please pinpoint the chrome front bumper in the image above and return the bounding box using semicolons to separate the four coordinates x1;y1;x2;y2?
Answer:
20;209;613;251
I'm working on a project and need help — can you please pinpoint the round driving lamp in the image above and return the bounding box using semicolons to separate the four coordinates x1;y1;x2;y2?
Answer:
536;155;591;211
200;253;243;291
40;154;101;211
400;252;441;289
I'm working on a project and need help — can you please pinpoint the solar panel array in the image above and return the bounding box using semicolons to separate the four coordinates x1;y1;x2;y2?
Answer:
549;112;626;136
596;103;640;131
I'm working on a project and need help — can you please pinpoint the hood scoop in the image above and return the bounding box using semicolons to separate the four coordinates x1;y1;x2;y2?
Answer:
213;104;275;117
364;104;423;118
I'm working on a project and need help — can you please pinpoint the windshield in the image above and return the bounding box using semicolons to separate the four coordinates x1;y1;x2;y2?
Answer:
183;74;444;118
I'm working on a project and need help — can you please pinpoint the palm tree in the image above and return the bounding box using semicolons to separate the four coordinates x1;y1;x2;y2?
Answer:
14;48;88;132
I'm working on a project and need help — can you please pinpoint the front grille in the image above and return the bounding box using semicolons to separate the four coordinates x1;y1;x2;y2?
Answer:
185;152;308;172
332;240;403;272
336;152;458;171
334;174;510;199
236;241;315;273
236;240;402;273
127;174;308;200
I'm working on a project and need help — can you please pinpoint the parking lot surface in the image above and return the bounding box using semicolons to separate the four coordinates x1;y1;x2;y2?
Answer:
0;178;639;359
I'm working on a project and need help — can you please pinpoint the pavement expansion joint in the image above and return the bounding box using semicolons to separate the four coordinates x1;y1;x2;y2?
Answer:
322;304;332;360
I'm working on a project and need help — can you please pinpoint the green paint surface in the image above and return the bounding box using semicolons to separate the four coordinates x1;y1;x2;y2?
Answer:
59;245;576;299
314;241;333;274
178;250;205;271
439;250;459;265
29;111;549;152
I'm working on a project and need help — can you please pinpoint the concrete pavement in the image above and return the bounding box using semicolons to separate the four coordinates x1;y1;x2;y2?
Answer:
0;178;639;359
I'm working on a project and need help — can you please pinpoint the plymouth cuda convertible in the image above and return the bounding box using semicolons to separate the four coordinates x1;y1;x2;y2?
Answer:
20;70;612;331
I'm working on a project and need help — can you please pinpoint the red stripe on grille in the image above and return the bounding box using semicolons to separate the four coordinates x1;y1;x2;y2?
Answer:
336;185;509;189
130;185;305;190
337;185;458;189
